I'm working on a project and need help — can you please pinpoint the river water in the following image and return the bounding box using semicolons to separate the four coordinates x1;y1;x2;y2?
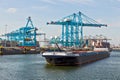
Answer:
0;51;120;80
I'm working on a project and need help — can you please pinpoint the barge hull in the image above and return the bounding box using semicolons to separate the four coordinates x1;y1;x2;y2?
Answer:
43;51;110;66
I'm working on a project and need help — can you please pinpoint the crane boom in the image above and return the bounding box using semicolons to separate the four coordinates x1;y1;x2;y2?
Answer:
47;21;107;27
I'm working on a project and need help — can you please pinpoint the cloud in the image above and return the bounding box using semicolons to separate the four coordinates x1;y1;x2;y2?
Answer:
7;8;17;13
109;21;120;27
40;0;93;5
41;0;57;4
96;19;103;23
61;0;94;4
32;6;48;10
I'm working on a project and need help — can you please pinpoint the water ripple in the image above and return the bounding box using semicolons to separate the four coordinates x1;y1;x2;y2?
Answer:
0;52;120;80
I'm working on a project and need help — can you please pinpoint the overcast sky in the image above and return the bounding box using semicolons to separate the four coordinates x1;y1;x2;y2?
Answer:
0;0;120;45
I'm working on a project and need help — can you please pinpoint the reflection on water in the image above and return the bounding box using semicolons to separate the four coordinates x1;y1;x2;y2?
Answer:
45;64;80;71
0;52;120;80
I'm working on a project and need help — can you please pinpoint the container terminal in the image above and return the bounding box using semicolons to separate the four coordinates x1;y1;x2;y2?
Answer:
42;11;111;66
0;11;111;66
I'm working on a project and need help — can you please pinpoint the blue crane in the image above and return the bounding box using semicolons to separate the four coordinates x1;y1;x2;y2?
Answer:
47;11;107;47
3;17;38;47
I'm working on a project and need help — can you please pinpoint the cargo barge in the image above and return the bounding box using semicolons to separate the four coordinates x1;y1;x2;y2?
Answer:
42;35;111;66
42;47;110;66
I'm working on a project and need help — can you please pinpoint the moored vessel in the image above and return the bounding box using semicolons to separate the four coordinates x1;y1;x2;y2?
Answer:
42;37;111;66
42;47;110;66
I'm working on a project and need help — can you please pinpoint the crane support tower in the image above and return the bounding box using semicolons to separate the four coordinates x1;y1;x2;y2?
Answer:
47;11;107;47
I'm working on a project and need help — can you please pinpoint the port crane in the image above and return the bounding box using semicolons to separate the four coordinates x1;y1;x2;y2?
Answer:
47;11;107;47
2;17;46;48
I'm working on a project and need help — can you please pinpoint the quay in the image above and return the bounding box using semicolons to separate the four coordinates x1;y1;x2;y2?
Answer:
0;46;41;55
112;48;120;52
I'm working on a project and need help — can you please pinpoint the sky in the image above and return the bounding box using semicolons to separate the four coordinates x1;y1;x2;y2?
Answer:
0;0;120;46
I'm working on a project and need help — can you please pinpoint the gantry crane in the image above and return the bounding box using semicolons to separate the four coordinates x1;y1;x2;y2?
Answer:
47;11;107;47
3;17;46;48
